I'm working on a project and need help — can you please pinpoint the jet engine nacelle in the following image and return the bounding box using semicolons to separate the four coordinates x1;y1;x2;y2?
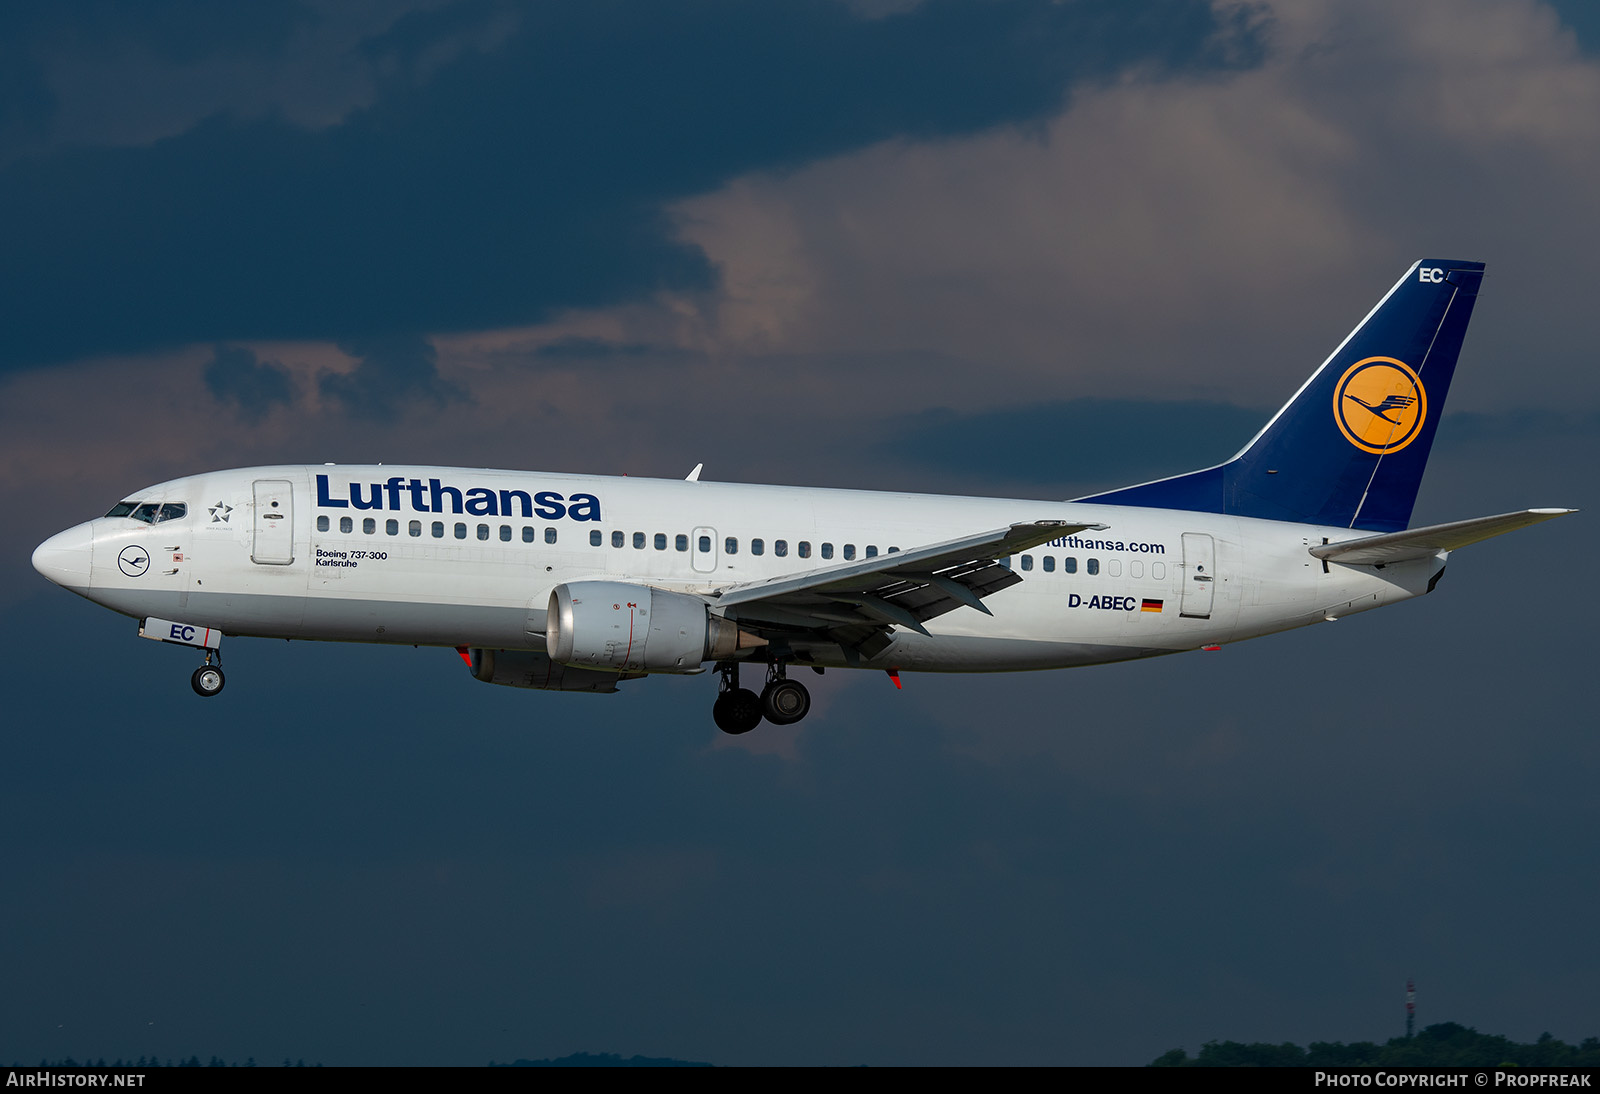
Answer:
546;581;762;674
468;647;643;693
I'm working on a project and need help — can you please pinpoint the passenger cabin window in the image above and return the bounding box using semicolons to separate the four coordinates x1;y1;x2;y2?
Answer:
522;526;535;543
317;515;329;532
699;535;711;553
410;520;422;537
340;516;353;533
432;522;444;538
633;531;645;549
454;522;467;540
1064;556;1077;574
655;533;667;551
1020;555;1033;571
1087;558;1099;575
500;525;512;542
1152;562;1165;580
363;517;375;534
591;530;603;547
751;538;765;556
865;546;878;558
387;519;399;536
676;534;689;552
1130;560;1143;578
843;544;856;560
1043;556;1055;572
725;537;738;555
774;540;788;557
612;531;625;548
822;543;834;559
477;524;489;541
798;541;811;559
545;528;557;544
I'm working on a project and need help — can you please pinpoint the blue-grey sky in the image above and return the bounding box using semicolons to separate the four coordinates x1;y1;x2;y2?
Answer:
3;0;1595;1066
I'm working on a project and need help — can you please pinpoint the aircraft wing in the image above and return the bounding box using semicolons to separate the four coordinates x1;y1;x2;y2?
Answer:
712;519;1104;658
1310;508;1575;565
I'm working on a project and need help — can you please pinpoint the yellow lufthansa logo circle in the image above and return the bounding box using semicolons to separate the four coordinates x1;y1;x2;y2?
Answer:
1333;357;1427;454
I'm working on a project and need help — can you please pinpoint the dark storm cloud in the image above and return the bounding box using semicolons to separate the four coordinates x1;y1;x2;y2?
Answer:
1434;407;1600;447
0;18;55;156
531;337;692;364
0;1;312;149
321;334;465;421
3;0;313;65
0;0;1257;371
202;343;297;422
883;398;1271;490
1547;0;1600;56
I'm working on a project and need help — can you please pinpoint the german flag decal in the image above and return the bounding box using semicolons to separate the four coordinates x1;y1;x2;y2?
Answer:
1141;598;1164;613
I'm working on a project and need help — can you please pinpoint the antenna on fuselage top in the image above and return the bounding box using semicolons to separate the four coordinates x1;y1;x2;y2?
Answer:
686;463;704;482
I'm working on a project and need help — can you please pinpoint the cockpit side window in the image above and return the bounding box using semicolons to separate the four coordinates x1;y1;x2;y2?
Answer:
109;500;186;523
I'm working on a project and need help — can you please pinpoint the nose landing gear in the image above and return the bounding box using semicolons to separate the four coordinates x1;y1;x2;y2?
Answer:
190;649;225;697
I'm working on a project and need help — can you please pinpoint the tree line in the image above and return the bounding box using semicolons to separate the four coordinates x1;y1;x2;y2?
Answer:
1151;1023;1600;1067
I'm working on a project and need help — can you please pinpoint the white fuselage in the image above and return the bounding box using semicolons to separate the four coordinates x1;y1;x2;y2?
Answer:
42;464;1441;673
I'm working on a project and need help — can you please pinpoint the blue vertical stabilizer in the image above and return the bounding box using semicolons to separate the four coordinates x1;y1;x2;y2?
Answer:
1078;260;1485;532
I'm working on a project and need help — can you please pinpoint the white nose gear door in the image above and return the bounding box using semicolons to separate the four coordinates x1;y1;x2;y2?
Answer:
252;480;295;565
1180;532;1215;619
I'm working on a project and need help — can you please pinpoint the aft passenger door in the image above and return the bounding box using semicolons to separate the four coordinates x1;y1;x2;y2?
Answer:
1180;532;1215;619
252;479;295;565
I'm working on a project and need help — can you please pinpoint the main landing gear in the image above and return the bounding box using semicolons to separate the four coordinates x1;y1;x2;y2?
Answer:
712;662;812;734
190;648;225;697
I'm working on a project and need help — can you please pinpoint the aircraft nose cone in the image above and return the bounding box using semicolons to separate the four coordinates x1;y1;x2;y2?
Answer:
33;522;94;589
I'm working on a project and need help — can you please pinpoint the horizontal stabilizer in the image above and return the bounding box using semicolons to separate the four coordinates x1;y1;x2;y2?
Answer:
1310;508;1575;565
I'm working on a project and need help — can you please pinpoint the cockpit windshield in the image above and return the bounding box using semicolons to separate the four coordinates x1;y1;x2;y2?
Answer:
106;501;187;523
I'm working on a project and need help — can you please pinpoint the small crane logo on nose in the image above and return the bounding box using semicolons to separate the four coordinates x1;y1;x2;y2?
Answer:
118;545;150;577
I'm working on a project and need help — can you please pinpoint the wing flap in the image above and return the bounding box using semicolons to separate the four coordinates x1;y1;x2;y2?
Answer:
714;519;1103;649
1310;508;1574;564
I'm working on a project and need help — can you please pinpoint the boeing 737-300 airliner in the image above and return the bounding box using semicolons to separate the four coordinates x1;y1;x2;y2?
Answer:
32;260;1573;732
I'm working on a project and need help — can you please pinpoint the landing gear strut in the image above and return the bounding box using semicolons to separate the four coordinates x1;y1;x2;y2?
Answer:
190;648;225;697
712;661;813;732
711;662;762;735
760;663;811;726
